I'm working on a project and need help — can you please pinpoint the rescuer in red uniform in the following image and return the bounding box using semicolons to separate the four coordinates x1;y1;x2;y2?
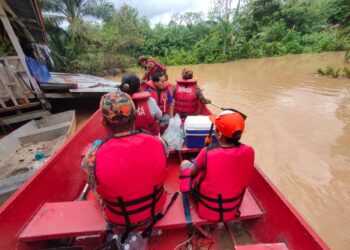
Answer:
120;73;162;135
179;110;254;221
174;67;211;117
81;92;177;242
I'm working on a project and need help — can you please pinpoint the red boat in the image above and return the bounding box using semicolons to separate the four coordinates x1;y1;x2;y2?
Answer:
0;105;329;250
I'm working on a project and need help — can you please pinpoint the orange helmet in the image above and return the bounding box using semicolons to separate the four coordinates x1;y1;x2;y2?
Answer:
209;110;245;139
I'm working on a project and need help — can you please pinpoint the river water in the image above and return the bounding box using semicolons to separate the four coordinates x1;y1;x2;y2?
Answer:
131;52;350;250
123;52;349;249
106;52;350;249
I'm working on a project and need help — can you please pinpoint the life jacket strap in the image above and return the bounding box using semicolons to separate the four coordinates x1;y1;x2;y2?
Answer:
179;175;191;179
104;186;164;207
106;186;179;243
192;186;246;222
141;191;179;238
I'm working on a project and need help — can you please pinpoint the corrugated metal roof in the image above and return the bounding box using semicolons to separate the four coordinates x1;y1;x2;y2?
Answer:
2;0;47;43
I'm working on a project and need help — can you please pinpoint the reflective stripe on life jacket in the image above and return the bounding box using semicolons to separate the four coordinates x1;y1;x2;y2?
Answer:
174;79;199;115
191;143;254;221
146;81;173;114
131;92;160;136
87;131;178;242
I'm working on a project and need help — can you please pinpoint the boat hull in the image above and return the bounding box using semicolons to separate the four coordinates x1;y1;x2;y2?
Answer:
0;106;329;249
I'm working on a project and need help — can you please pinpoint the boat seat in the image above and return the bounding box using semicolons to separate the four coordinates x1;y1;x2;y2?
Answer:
235;243;289;250
19;189;263;242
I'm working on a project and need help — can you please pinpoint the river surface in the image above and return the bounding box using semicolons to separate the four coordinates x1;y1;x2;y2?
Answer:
111;52;349;249
87;52;350;249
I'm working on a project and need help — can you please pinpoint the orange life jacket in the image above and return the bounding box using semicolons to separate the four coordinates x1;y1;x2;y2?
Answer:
192;144;254;221
146;81;173;115
174;79;199;116
131;92;160;136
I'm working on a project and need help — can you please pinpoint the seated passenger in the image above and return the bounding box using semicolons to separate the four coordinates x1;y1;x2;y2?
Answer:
145;71;174;128
179;110;254;221
174;67;211;117
82;92;171;242
120;73;162;135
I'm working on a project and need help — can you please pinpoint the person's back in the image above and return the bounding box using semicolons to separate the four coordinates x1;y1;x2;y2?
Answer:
95;132;167;224
174;78;198;116
82;92;169;242
179;110;254;222
132;92;160;135
174;67;211;117
194;143;254;221
120;73;161;135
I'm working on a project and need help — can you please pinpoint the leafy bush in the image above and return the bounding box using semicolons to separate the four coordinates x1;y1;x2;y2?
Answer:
42;0;350;74
343;67;350;78
0;37;15;56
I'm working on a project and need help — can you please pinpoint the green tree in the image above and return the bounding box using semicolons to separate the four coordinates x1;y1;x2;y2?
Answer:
0;34;15;56
328;0;350;27
39;0;114;25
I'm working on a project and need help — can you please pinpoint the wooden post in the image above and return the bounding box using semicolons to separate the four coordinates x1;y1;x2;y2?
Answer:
0;2;44;99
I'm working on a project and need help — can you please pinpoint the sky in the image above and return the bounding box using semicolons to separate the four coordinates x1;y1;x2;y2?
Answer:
109;0;213;26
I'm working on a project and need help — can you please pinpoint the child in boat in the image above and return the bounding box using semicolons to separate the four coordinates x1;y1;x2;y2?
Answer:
120;73;162;135
179;110;254;221
81;92;174;242
144;71;174;128
174;67;211;117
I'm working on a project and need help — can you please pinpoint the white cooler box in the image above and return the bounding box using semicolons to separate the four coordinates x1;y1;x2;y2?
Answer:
184;116;216;148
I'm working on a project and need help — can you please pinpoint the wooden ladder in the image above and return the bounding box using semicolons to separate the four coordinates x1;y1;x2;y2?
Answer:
0;58;50;127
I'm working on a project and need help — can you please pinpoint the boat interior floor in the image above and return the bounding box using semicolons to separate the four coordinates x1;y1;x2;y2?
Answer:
17;154;273;249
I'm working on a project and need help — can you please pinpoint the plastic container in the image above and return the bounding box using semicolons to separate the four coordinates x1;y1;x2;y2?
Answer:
126;233;148;250
184;116;216;148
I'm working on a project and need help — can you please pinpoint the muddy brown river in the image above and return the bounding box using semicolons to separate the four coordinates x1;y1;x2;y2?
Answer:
82;52;350;249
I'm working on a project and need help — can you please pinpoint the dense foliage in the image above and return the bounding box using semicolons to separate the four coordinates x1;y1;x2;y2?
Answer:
1;0;349;75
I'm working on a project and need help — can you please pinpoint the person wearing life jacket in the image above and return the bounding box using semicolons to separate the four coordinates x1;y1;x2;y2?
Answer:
137;56;167;90
120;73;161;136
179;110;254;221
81;92;178;243
145;71;174;128
174;67;211;117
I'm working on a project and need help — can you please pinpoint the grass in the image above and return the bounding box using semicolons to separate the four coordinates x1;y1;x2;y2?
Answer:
343;67;350;78
317;66;350;79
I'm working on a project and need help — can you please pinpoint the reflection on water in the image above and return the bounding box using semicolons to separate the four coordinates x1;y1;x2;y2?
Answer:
126;52;349;249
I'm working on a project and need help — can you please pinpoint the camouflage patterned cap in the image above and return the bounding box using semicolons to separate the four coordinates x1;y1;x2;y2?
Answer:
100;92;135;125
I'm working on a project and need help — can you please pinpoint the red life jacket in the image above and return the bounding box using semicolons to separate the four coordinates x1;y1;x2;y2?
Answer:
192;144;254;221
88;131;178;242
131;92;160;136
147;59;166;77
174;79;199;115
146;81;173;115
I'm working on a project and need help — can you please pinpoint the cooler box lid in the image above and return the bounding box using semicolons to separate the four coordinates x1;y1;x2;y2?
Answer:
184;116;214;132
